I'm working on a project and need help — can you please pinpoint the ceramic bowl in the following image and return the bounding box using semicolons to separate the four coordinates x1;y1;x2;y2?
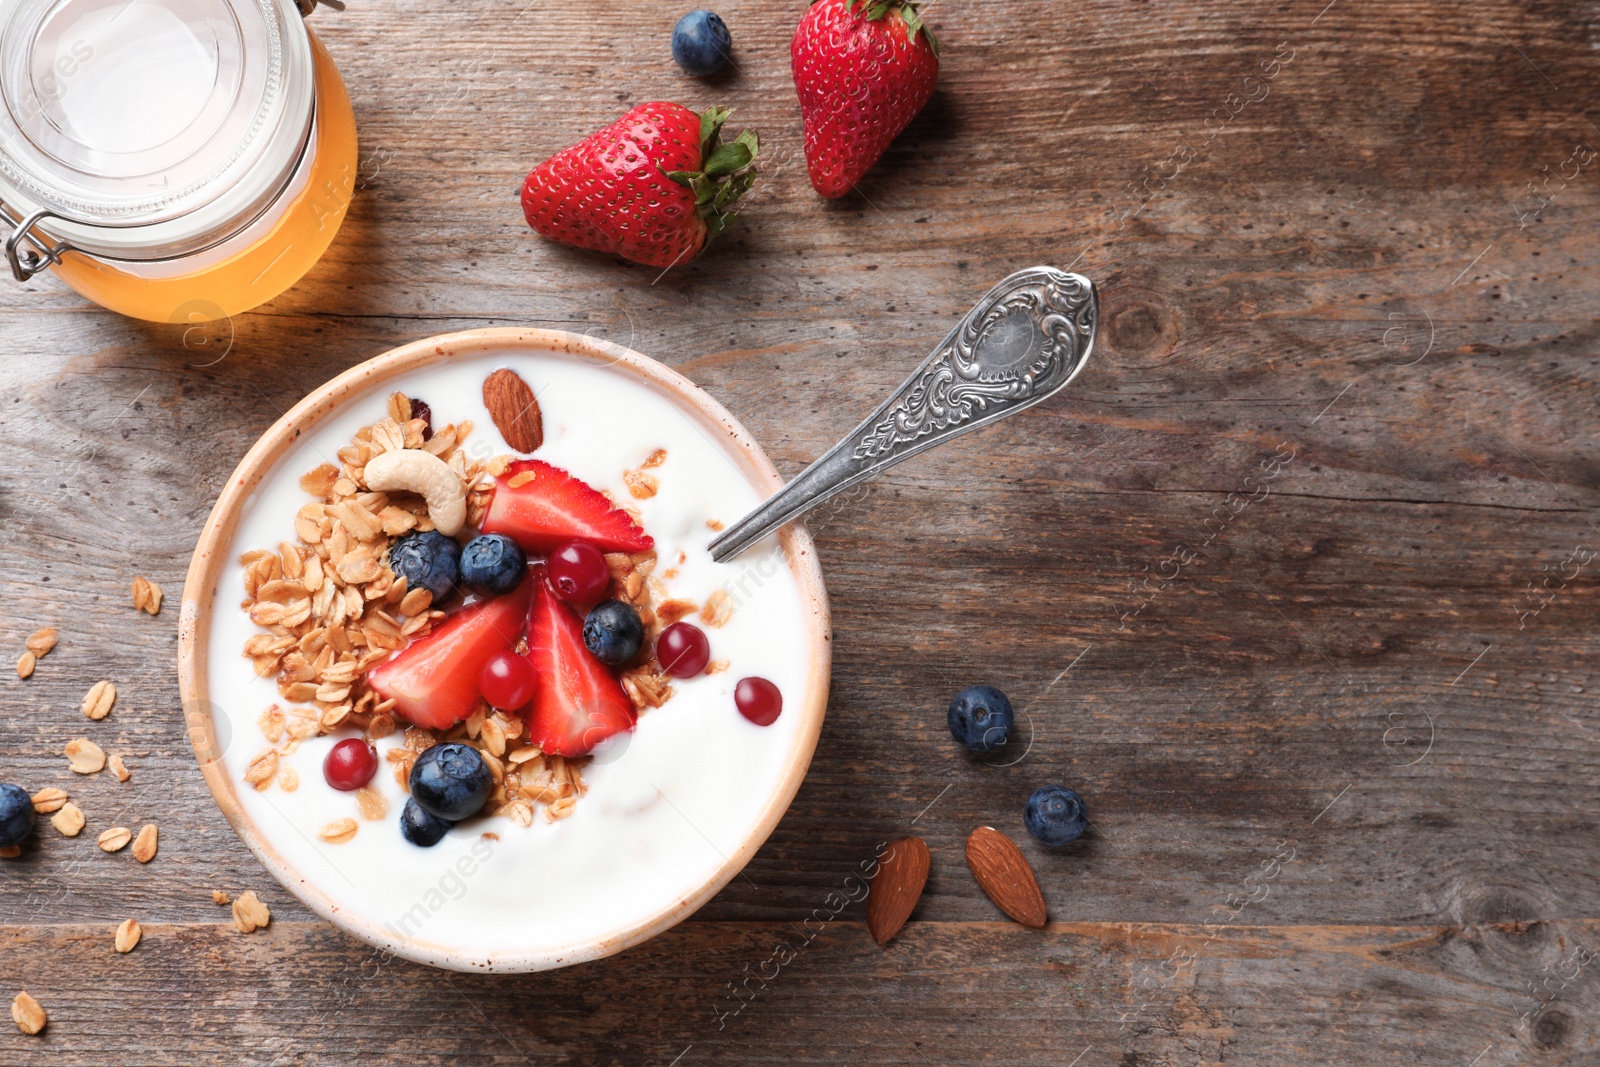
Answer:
178;328;831;971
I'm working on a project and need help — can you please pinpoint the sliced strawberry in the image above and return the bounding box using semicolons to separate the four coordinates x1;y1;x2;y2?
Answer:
366;576;533;730
481;459;653;554
524;580;636;757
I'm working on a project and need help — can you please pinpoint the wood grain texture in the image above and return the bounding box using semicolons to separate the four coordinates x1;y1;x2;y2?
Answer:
3;0;1600;1061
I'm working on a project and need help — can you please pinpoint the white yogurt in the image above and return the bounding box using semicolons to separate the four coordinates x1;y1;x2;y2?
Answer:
205;348;820;967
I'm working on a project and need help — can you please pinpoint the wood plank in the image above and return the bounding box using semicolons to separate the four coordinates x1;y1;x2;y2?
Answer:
1;0;1598;1059
4;918;1592;1064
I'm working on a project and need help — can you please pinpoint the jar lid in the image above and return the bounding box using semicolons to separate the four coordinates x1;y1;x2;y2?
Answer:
0;0;314;260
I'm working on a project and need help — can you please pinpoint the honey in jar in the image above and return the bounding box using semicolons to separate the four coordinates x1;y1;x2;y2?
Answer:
0;0;357;322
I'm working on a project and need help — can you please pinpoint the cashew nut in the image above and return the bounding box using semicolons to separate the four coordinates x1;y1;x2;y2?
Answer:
361;448;466;536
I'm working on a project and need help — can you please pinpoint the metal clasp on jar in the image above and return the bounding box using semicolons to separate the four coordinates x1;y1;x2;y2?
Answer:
2;207;71;283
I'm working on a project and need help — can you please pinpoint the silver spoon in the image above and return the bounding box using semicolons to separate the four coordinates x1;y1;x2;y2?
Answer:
709;266;1098;562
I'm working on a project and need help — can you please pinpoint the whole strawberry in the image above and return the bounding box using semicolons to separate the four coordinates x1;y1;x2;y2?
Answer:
792;0;939;198
521;103;759;269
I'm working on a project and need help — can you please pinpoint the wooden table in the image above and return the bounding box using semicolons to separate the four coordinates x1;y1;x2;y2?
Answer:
4;0;1598;1061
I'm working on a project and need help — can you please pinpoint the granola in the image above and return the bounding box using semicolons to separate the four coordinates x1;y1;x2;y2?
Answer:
234;400;693;835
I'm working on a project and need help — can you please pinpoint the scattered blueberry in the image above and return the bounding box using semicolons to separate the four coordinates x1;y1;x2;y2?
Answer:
1024;784;1087;847
388;530;461;603
947;684;1014;754
459;534;526;596
0;783;35;848
400;797;453;847
583;599;645;667
409;743;493;821
671;10;732;77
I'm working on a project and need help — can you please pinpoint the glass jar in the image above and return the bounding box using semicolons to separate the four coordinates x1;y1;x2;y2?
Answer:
0;0;356;322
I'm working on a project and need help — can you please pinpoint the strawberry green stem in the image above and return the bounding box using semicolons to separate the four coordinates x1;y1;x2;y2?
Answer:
663;107;762;242
846;0;938;53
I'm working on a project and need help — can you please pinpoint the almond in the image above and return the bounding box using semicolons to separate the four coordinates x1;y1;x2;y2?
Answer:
867;836;931;945
965;826;1047;928
482;368;543;453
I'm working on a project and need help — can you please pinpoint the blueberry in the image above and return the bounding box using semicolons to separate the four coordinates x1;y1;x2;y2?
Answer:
1025;785;1087;847
0;783;35;848
459;534;526;596
947;684;1014;754
409;743;493;821
584;599;644;667
388;530;460;603
671;10;732;77
400;797;453;847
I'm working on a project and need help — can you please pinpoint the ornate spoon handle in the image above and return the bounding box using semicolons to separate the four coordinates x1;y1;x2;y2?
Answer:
709;266;1098;562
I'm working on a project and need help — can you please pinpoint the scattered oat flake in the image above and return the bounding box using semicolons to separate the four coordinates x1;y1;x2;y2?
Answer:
81;680;117;721
232;890;270;933
51;803;85;837
132;823;158;863
16;651;35;679
132;576;163;615
109;754;130;782
98;826;132;852
641;448;667;469
319;817;358;844
212;889;231;905
278;766;299;792
24;627;57;656
65;738;106;774
30;787;67;813
115;918;142;953
706;518;725;531
11;991;45;1035
244;749;278;791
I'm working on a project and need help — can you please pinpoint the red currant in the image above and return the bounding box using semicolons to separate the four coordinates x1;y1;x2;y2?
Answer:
479;649;536;710
323;738;377;791
657;622;710;679
734;677;783;726
547;540;609;606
